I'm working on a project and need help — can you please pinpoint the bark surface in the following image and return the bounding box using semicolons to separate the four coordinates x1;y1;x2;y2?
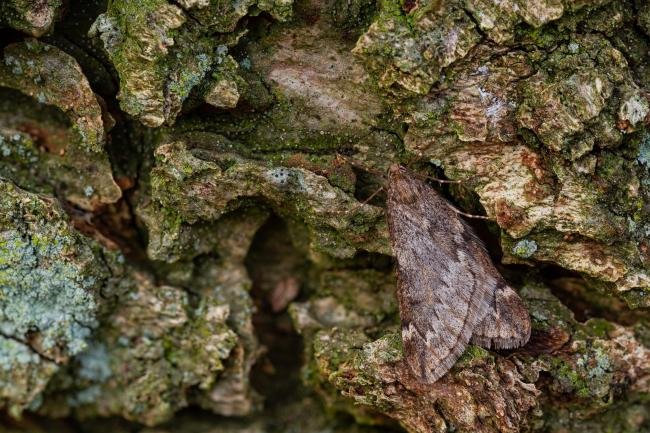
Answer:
0;0;649;432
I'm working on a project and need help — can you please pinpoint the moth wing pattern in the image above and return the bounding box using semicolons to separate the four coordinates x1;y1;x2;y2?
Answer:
387;165;498;383
470;282;532;349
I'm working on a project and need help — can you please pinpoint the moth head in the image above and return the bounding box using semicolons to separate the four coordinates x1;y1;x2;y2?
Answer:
388;164;421;205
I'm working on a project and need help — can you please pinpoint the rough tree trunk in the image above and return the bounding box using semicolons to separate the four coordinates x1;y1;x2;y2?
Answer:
0;0;649;432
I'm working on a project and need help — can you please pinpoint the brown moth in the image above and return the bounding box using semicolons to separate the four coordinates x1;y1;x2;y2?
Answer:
386;165;531;383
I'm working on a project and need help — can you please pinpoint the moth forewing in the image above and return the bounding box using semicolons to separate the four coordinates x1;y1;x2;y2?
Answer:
470;283;531;350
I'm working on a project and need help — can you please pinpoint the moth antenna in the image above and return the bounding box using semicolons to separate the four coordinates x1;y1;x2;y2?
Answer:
340;185;385;215
335;154;387;179
336;154;467;184
418;174;462;184
445;203;492;220
399;164;472;185
359;185;386;206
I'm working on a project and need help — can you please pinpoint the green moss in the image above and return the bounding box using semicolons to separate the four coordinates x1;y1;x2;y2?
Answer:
582;318;615;339
620;288;650;309
517;25;563;48
549;357;591;398
91;0;187;126
143;138;389;261
315;270;397;321
456;345;492;366
92;0;294;126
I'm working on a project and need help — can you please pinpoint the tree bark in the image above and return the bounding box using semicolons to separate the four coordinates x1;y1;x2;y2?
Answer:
0;0;648;432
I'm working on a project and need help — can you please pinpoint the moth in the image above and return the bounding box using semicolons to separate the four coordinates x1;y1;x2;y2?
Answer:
386;164;531;383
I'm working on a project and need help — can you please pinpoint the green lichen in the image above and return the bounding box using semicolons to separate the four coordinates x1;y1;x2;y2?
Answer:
90;0;188;126
0;335;58;417
91;0;293;127
545;338;619;409
202;52;246;109
0;229;97;356
582;318;616;339
0;181;109;360
402;27;650;300
0;180;110;414
41;272;238;425
298;278;649;433
512;239;538;258
516;35;628;155
353;0;480;95
0;129;40;171
465;0;563;43
638;132;650;168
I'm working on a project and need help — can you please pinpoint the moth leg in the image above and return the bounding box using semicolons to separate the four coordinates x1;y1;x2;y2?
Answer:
470;283;531;350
